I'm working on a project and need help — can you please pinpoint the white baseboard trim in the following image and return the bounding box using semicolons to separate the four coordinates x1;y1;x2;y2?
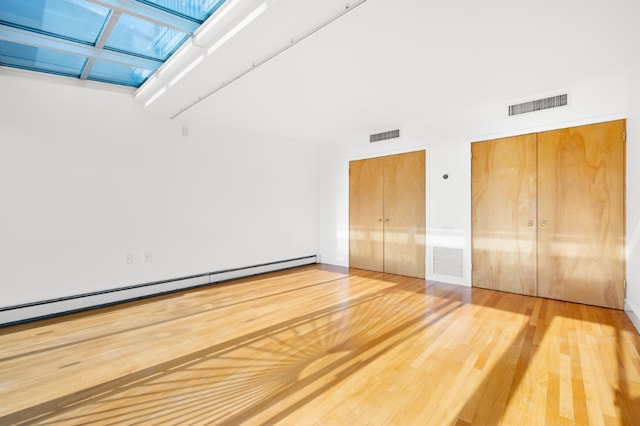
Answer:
0;255;317;327
624;299;640;335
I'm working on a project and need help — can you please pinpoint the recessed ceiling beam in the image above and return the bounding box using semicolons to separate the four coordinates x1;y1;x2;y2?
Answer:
0;24;162;70
85;0;200;33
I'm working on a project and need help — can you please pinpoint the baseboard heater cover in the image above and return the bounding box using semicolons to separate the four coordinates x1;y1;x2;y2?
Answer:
0;255;317;327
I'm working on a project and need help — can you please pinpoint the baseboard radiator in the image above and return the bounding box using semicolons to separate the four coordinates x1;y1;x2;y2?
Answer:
0;255;317;327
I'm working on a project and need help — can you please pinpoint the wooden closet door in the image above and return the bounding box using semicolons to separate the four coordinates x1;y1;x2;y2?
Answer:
349;157;384;272
537;120;626;309
383;151;426;278
471;134;538;295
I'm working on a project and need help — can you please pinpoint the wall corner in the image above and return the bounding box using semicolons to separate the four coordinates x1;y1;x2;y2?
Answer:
624;299;640;335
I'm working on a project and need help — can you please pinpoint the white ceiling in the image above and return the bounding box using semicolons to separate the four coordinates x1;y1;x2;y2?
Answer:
143;0;635;142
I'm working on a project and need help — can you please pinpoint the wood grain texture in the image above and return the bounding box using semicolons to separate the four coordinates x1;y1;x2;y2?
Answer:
349;150;426;278
1;265;638;425
537;120;626;309
349;157;384;272
472;134;537;295
383;150;426;278
472;120;626;309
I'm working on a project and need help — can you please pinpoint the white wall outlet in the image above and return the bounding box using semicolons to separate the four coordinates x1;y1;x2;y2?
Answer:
144;251;153;263
125;253;133;264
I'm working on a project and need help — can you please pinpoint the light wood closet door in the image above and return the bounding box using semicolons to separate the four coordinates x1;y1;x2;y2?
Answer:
471;134;537;295
349;151;426;278
537;121;625;309
384;151;426;278
349;157;384;272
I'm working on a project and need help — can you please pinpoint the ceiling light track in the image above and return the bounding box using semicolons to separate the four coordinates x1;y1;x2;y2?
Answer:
169;0;369;120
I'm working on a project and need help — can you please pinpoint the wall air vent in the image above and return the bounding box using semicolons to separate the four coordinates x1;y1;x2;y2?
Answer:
508;93;568;116
433;247;463;278
370;129;400;143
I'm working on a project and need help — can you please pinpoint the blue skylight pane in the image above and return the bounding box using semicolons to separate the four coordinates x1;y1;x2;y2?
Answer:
0;40;86;76
0;0;109;44
105;14;188;60
88;60;156;87
139;0;226;21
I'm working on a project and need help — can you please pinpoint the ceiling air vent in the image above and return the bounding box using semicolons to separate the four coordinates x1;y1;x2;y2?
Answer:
508;93;568;116
370;129;400;143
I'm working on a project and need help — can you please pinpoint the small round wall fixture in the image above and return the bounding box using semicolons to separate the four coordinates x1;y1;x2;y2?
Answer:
443;174;449;180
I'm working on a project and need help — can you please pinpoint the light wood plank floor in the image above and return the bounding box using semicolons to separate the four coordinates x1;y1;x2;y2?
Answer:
1;265;639;425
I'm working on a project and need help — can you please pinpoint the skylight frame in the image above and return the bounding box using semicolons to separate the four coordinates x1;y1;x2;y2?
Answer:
0;0;226;88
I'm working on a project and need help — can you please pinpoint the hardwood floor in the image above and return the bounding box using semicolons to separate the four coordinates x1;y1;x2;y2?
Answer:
1;265;639;425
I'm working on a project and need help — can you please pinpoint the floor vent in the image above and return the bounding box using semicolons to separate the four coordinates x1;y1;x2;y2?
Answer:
433;247;463;278
508;93;568;116
370;129;400;143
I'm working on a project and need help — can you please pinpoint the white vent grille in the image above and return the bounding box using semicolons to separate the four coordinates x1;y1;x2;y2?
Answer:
508;94;568;116
370;129;400;143
433;247;463;278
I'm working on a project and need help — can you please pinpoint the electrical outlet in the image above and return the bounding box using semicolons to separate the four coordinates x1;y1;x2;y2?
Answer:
125;253;133;264
144;251;153;263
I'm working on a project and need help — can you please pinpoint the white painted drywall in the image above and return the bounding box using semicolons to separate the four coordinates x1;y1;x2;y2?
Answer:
318;73;630;287
0;74;320;307
625;55;640;330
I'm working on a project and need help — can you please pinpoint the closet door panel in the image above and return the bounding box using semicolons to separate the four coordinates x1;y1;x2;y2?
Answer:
537;120;625;309
471;135;537;295
349;157;384;272
383;151;426;278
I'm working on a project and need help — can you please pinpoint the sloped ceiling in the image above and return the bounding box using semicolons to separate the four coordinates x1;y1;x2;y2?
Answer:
142;0;634;142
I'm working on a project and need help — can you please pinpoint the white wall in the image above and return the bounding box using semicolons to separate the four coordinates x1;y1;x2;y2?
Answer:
625;55;640;328
0;74;319;307
319;73;630;288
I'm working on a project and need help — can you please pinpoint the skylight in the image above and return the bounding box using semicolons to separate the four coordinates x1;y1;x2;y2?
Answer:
0;0;227;88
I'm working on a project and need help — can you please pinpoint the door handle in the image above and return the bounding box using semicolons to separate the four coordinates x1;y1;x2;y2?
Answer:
385;218;390;223
377;218;383;223
540;220;549;227
527;220;534;227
